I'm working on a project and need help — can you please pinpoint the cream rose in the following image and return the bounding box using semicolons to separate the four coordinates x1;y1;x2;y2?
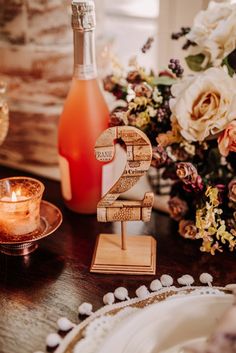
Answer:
169;67;236;142
187;1;236;67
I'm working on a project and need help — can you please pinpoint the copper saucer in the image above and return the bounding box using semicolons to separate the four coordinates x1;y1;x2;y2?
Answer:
0;200;63;256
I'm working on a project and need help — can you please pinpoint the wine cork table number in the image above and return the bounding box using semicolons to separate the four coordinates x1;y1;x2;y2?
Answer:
90;126;157;275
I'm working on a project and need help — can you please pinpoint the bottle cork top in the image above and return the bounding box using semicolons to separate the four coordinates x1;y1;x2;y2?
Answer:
71;1;95;31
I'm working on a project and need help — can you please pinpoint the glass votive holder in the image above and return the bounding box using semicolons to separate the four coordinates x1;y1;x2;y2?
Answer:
0;177;44;237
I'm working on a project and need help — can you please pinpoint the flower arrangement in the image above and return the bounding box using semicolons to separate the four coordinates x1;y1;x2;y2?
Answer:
103;1;236;255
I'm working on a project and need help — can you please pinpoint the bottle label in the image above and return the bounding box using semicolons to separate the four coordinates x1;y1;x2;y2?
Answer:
59;155;72;201
76;64;97;80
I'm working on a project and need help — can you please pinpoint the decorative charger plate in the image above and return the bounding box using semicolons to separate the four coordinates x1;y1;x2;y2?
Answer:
56;287;232;353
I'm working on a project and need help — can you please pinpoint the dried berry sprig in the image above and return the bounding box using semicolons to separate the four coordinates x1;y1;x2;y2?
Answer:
171;27;196;50
156;107;170;122
182;39;197;50
141;37;154;53
168;59;184;77
171;27;191;40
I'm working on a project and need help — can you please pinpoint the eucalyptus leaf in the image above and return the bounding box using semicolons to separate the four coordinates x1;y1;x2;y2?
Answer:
222;56;235;77
150;76;177;86
185;53;207;72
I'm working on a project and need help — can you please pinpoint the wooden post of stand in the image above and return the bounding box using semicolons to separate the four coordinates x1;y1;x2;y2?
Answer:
121;221;127;250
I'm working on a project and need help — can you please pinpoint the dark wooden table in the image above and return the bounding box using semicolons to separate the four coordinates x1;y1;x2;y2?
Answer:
0;165;235;353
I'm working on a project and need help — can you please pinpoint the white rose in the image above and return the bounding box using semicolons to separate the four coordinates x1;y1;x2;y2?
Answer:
187;1;236;67
169;67;236;142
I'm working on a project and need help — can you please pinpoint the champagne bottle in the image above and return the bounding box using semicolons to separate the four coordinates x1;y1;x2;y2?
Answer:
58;0;109;214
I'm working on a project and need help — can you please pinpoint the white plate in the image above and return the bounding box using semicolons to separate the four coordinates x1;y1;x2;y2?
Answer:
97;294;233;353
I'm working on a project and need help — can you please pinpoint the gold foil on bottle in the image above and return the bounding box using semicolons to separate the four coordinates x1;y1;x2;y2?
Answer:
71;1;96;31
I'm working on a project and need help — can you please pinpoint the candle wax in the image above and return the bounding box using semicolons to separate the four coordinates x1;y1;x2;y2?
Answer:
1;196;28;202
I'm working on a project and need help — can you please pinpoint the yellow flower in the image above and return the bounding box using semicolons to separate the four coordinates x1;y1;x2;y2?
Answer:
156;130;181;147
200;240;222;255
205;187;220;207
128;97;148;111
229;239;236;251
135;111;150;128
208;226;216;235
195;186;236;254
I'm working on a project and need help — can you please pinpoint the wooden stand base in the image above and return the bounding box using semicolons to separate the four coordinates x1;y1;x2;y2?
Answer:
90;234;157;275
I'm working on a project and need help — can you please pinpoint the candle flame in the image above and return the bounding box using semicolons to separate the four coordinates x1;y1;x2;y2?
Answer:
11;191;17;202
15;189;21;197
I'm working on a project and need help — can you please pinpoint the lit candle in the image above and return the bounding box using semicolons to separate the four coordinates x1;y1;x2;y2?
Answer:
0;177;44;237
1;190;28;202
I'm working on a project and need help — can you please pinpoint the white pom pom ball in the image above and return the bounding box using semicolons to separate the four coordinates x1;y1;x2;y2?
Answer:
150;279;162;292
136;285;149;299
46;333;62;348
225;283;236;291
103;292;115;305
78;302;93;316
114;287;129;301
177;275;194;286
160;274;174;287
57;317;75;331
199;273;213;286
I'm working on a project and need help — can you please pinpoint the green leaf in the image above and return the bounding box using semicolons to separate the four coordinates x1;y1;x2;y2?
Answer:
185;53;207;72
150;76;177;86
221;56;235;77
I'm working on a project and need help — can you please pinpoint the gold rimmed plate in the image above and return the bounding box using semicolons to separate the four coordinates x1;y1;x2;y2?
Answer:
55;289;232;353
0;200;63;255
